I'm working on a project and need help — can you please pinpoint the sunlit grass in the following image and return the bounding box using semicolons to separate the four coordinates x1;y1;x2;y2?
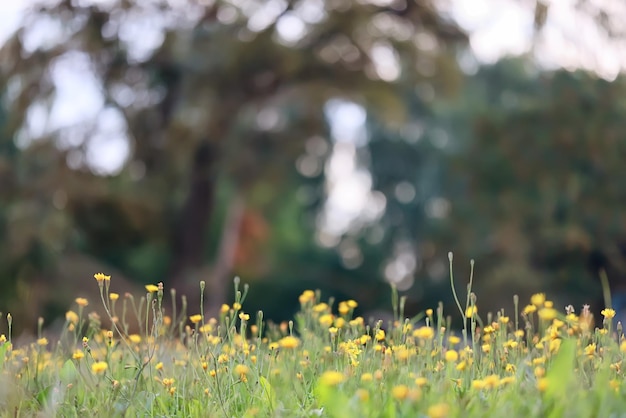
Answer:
1;257;625;417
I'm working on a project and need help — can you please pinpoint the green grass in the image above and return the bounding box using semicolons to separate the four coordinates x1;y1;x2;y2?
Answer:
0;265;625;417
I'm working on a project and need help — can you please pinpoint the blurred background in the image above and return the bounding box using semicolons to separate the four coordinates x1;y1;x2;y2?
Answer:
1;0;626;335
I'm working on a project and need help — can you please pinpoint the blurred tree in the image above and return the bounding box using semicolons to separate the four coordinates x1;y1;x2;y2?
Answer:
357;57;626;321
439;59;626;315
0;0;466;325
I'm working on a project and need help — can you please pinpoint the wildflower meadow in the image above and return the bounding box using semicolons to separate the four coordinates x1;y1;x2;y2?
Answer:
1;255;625;417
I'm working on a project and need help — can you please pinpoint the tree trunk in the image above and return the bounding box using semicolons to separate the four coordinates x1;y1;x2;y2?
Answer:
168;141;219;292
206;194;245;317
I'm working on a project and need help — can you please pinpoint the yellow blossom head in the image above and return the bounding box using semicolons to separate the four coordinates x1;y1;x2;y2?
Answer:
444;350;459;363
65;311;79;325
319;371;345;386
538;308;557;321
601;308;616;319
94;273;111;283
91;361;108;374
375;329;385;341
531;293;546;307
391;385;410;401
234;364;249;376
413;326;435;340
427;403;450;418
299;290;315;304
278;336;300;349
465;306;478;318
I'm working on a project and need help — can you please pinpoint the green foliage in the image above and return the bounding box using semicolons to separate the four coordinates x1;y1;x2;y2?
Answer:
0;275;625;417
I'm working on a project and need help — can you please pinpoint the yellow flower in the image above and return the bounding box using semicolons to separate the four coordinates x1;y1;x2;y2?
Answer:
91;361;108;374
444;350;459;363
584;343;596;357
523;305;537;314
448;335;461;346
465;306;478;318
391;385;409;401
426;309;433;317
128;334;141;344
361;373;373;382
319;314;334;327
413;326;435;340
189;314;202;324
427;403;450;418
156;362;163;371
319;371;345;386
278;336;300;349
538;308;557;321
109;293;119;301
356;388;369;402
239;312;250;321
75;298;88;307
415;377;428;387
37;338;48;346
94;273;111;283
233;302;242;310
375;329;385;341
72;350;84;360
503;339;518;349
549;338;561;353
221;304;230;313
299;290;315;304
66;311;79;325
537;378;548;392
347;300;358;308
472;379;486;390
350;317;364;327
234;364;249;376
601;308;616;319
338;302;349;315
531;293;546;307
534;367;545;378
313;303;329;313
499;376;515;386
145;284;159;293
